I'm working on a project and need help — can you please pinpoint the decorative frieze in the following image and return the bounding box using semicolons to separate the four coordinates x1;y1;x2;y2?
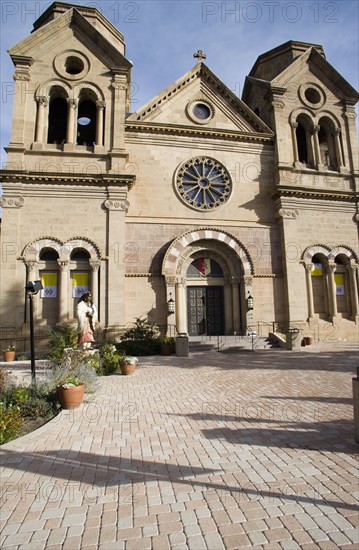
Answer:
103;199;129;211
0;196;24;208
276;208;299;220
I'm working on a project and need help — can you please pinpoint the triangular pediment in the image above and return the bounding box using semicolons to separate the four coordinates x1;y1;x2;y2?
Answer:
8;7;131;71
271;47;358;102
127;63;273;138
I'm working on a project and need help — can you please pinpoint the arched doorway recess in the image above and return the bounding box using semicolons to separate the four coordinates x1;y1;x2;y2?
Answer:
162;228;254;335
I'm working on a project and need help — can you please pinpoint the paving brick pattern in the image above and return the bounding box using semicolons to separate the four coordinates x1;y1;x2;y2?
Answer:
1;343;358;549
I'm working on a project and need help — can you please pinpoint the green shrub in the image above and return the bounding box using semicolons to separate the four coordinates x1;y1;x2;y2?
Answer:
0;403;22;445
118;317;161;356
47;350;98;394
1;384;58;419
48;324;78;362
0;368;10;393
99;343;121;375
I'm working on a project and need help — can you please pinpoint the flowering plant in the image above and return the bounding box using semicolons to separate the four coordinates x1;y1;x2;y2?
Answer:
4;343;15;352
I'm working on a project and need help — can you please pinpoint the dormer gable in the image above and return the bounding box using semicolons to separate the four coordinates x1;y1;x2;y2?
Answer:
8;6;131;73
127;61;273;141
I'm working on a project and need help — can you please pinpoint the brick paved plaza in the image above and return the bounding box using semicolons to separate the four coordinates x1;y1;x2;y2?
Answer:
1;343;358;549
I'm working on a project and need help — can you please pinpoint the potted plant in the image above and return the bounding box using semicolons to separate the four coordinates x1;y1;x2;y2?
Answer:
160;336;175;355
49;350;97;409
3;344;16;362
119;355;138;375
56;376;86;409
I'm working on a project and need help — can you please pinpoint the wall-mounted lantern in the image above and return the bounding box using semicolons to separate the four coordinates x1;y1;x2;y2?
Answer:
247;293;254;311
168;293;175;314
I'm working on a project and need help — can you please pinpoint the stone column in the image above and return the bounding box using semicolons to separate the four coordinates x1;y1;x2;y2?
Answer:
334;127;344;170
9;58;33;147
34;96;48;143
304;263;315;319
327;262;338;318
95;101;105;146
89;260;101;319
175;278;187;334
104;196;128;329
66;99;77;145
224;279;233;334
231;277;240;334
347;264;359;320
312;124;323;169
111;74;127;151
290;121;299;164
57;260;69;323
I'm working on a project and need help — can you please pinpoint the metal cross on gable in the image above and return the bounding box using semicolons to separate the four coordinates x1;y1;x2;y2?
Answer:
193;50;207;63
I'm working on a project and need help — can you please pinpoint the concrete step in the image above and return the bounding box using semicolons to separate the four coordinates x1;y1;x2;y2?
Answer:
188;335;280;352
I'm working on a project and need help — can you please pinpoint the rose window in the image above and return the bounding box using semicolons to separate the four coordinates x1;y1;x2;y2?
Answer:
175;157;232;210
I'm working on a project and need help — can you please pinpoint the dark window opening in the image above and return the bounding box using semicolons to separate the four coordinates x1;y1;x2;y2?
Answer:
77;100;96;145
319;122;336;170
65;56;84;75
47;97;67;144
187;258;224;278
40;247;59;261
305;88;321;104
296;123;308;164
71;248;90;261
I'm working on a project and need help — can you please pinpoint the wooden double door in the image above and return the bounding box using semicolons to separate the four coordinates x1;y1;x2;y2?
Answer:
187;286;224;336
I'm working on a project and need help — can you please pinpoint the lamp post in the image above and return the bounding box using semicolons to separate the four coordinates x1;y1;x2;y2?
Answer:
25;280;43;382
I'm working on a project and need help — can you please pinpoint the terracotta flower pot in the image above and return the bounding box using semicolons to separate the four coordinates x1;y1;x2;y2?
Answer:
57;384;85;409
161;343;174;355
120;363;136;375
3;350;16;362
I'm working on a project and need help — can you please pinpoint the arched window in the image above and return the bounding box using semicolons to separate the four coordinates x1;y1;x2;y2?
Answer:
77;95;97;146
311;254;329;317
187;258;224;278
47;87;68;144
295;114;314;167
40;247;59;261
71;248;90;261
318;117;337;170
334;254;349;316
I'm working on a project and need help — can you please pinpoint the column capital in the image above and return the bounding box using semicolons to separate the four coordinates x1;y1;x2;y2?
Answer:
165;276;176;286
24;260;39;270
57;260;70;271
36;96;48;107
290;121;298;130
312;124;320;134
327;262;337;273
89;260;101;271
346;263;359;272
96;101;106;110
242;276;253;287
67;99;78;109
304;263;313;273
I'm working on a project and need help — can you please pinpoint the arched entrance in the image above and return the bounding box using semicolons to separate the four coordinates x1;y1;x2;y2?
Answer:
162;228;254;335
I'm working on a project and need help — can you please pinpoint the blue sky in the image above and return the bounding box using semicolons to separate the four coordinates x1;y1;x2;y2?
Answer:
0;0;358;165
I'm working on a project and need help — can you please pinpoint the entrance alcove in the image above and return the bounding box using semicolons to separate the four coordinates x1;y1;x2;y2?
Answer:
162;229;254;336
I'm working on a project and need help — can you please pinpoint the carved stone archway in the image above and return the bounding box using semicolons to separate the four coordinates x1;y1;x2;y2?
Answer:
162;228;254;335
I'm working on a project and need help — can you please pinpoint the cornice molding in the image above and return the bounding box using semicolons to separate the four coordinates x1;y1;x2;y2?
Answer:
125;121;273;143
271;185;357;203
0;170;135;190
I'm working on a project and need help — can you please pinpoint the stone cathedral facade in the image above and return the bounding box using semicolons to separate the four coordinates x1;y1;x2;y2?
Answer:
1;1;358;346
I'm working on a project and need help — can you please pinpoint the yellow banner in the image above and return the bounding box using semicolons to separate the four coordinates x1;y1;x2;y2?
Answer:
334;274;345;295
311;263;322;276
73;273;89;287
41;273;57;286
41;273;57;298
72;273;89;298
